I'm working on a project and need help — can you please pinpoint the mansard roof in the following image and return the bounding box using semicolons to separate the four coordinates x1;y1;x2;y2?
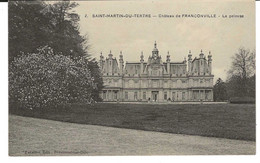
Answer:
99;42;212;77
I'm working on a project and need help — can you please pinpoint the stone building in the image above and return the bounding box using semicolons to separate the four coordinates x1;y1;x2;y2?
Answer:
99;42;214;102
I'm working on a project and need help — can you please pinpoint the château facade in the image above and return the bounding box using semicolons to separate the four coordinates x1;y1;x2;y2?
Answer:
99;42;214;102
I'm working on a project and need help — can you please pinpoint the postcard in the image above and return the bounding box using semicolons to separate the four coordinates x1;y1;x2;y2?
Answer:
8;0;255;156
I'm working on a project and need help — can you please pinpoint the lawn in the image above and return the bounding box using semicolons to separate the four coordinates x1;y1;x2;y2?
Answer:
9;115;255;156
9;103;256;141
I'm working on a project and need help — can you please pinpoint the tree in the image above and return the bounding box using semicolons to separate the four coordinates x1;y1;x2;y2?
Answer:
213;78;228;101
9;1;49;62
9;1;104;107
227;47;255;97
9;46;96;109
228;47;255;79
43;1;90;60
9;1;90;61
87;59;104;102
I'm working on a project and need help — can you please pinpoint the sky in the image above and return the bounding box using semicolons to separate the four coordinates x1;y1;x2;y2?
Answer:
74;0;255;83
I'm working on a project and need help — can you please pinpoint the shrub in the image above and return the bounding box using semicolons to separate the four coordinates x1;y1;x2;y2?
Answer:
229;96;255;104
9;46;96;109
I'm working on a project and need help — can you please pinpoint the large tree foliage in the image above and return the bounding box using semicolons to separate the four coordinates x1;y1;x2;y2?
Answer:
226;47;255;98
42;1;90;60
9;1;103;108
213;78;228;101
9;46;96;109
228;48;255;79
87;59;104;102
9;1;49;61
9;1;90;61
213;48;255;101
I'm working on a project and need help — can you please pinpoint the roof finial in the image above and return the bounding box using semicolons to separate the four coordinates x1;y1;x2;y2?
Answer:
100;51;102;56
120;51;122;55
110;50;112;54
167;51;169;55
189;50;191;54
201;49;203;53
209;51;211;55
154;41;157;48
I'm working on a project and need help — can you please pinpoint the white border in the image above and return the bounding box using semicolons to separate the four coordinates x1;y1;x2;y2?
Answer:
0;1;259;163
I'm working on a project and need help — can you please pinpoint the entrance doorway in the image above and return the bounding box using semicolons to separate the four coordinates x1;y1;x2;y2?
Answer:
152;91;159;102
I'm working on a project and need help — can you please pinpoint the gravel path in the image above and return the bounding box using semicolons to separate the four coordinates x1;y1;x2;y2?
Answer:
9;115;255;156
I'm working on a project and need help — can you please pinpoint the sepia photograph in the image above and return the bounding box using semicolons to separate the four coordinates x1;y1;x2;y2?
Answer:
8;0;256;156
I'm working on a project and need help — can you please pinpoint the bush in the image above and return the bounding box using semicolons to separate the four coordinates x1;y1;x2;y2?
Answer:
9;46;96;109
229;96;255;104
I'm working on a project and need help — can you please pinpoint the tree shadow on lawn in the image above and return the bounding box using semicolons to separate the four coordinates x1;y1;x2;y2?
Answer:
9;103;256;141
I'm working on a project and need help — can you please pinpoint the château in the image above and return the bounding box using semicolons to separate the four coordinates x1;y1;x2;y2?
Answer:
99;42;214;102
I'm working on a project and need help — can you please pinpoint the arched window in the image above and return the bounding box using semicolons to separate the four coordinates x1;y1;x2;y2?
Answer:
134;92;138;100
125;92;128;100
143;92;146;100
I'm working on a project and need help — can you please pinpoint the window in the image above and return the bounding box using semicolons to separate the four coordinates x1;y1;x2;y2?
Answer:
103;91;106;99
205;90;210;100
114;92;117;100
182;92;185;100
193;90;199;100
172;92;175;101
134;92;138;100
164;92;167;100
152;80;158;87
125;92;128;100
143;92;146;100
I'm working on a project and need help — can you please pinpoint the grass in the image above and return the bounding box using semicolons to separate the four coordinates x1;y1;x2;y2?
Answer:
9;115;256;155
9;103;256;141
